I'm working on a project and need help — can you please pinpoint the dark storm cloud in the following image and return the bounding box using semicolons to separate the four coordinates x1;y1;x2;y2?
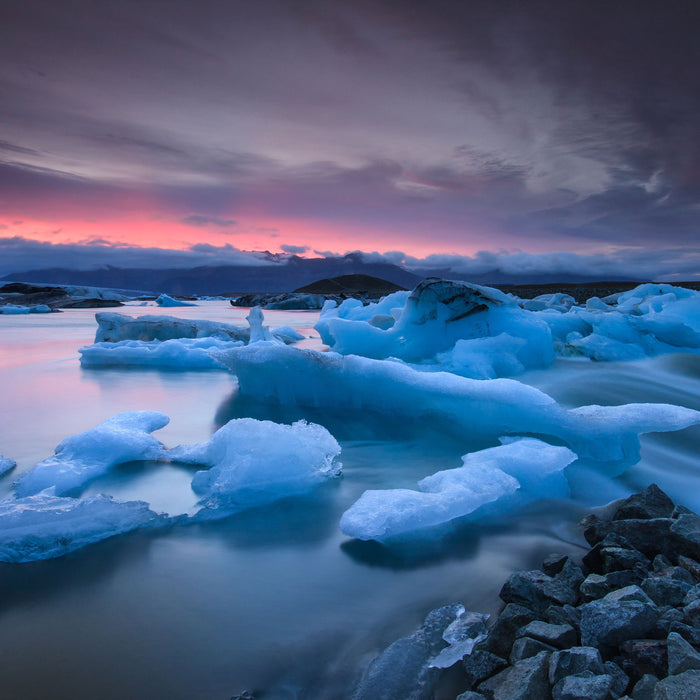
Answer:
0;0;697;260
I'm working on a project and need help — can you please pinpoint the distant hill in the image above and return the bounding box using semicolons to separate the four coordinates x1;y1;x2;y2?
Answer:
294;274;407;295
2;254;423;296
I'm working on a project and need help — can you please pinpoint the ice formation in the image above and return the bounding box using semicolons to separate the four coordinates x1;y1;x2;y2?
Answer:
155;293;197;307
340;439;576;541
316;279;553;378
80;337;238;369
213;344;700;465
430;608;490;668
14;411;169;497
0;303;52;314
0;456;16;476
0;491;168;563
168;418;341;519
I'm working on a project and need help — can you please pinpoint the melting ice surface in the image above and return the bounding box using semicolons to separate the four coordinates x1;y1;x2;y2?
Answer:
1;296;700;699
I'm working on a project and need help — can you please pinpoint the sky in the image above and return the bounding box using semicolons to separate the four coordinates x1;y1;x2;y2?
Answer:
1;0;698;279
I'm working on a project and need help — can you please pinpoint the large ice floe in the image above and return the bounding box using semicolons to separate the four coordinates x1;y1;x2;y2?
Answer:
340;438;576;541
80;309;304;369
213;344;700;466
316;279;553;378
315;279;700;376
14;411;169;497
0;491;168;563
169;418;342;520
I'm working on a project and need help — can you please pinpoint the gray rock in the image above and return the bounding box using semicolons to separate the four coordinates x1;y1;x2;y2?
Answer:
672;505;695;519
456;693;486;700
631;674;658;700
654;555;674;572
682;599;700;627
682;585;700;606
642;577;692;607
547;604;581;630
509;636;557;663
462;650;508;688
581;571;643;601
668;622;700;647
552;671;613;700
549;646;605;686
605;660;631;698
481;604;540;658
603;547;652;573
670;515;700;562
556;560;586;592
580;586;660;648
613;484;676;521
677;556;700;582
655;609;686;636
500;570;578;613
652;669;700;699
478;651;551;700
584;518;676;560
517;621;578;649
667;631;700;675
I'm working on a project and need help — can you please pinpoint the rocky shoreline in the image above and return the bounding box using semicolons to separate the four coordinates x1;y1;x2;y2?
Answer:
354;484;700;700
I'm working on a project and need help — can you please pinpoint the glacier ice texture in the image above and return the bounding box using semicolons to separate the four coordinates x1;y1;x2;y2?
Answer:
212;344;700;465
155;293;197;307
0;490;168;563
168;418;342;519
14;411;169;497
0;455;16;476
339;438;576;541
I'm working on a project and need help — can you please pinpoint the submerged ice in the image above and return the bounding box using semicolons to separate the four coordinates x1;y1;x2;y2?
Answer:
0;491;168;563
14;411;169;497
169;418;341;519
340;438;576;541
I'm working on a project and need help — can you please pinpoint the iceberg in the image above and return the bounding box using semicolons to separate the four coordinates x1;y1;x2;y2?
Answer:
316;279;553;378
168;418;341;519
155;293;197;307
0;303;53;314
0;491;168;563
80;337;239;369
339;439;576;541
0;455;16;477
14;411;169;497
213;344;700;465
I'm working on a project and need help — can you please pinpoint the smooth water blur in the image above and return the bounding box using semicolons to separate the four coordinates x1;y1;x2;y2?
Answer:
0;303;698;699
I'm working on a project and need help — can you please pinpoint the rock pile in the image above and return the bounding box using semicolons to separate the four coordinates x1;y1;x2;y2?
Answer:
451;484;700;699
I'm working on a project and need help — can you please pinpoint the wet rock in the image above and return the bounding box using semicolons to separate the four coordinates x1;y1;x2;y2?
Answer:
666;631;700;675
481;604;540;658
631;673;658;700
682;585;700;606
581;571;643;601
509;636;557;663
543;554;569;577
617;639;668;682
500;570;578;613
517;621;578;649
655;609;685;637
552;671;613;700
677;556;700;582
580;586;660;648
462;650;508;688
583;518;676;560
654;555;673;572
549;646;605;686
456;692;486;700
668;621;700;647
670;515;700;562
547;604;581;630
682;599;700;627
613;485;676;521
478;651;551;700
556;560;585;592
651;669;700;698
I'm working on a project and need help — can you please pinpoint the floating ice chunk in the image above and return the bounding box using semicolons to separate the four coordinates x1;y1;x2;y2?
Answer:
213;344;700;464
15;411;169;497
94;312;250;343
316;279;553;376
435;334;527;379
0;491;168;562
340;439;576;541
168;418;341;519
155;293;197;307
80;337;239;369
567;332;647;361
0;456;16;476
430;609;490;668
353;603;463;700
520;293;576;312
268;325;305;343
246;306;282;345
0;304;30;314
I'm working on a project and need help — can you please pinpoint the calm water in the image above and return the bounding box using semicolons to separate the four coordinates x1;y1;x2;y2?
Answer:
0;302;698;699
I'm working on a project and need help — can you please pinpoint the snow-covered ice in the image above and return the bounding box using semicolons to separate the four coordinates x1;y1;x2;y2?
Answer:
168;418;341;519
155;293;198;307
0;491;168;563
213;344;700;465
14;411;169;497
340;439;576;541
